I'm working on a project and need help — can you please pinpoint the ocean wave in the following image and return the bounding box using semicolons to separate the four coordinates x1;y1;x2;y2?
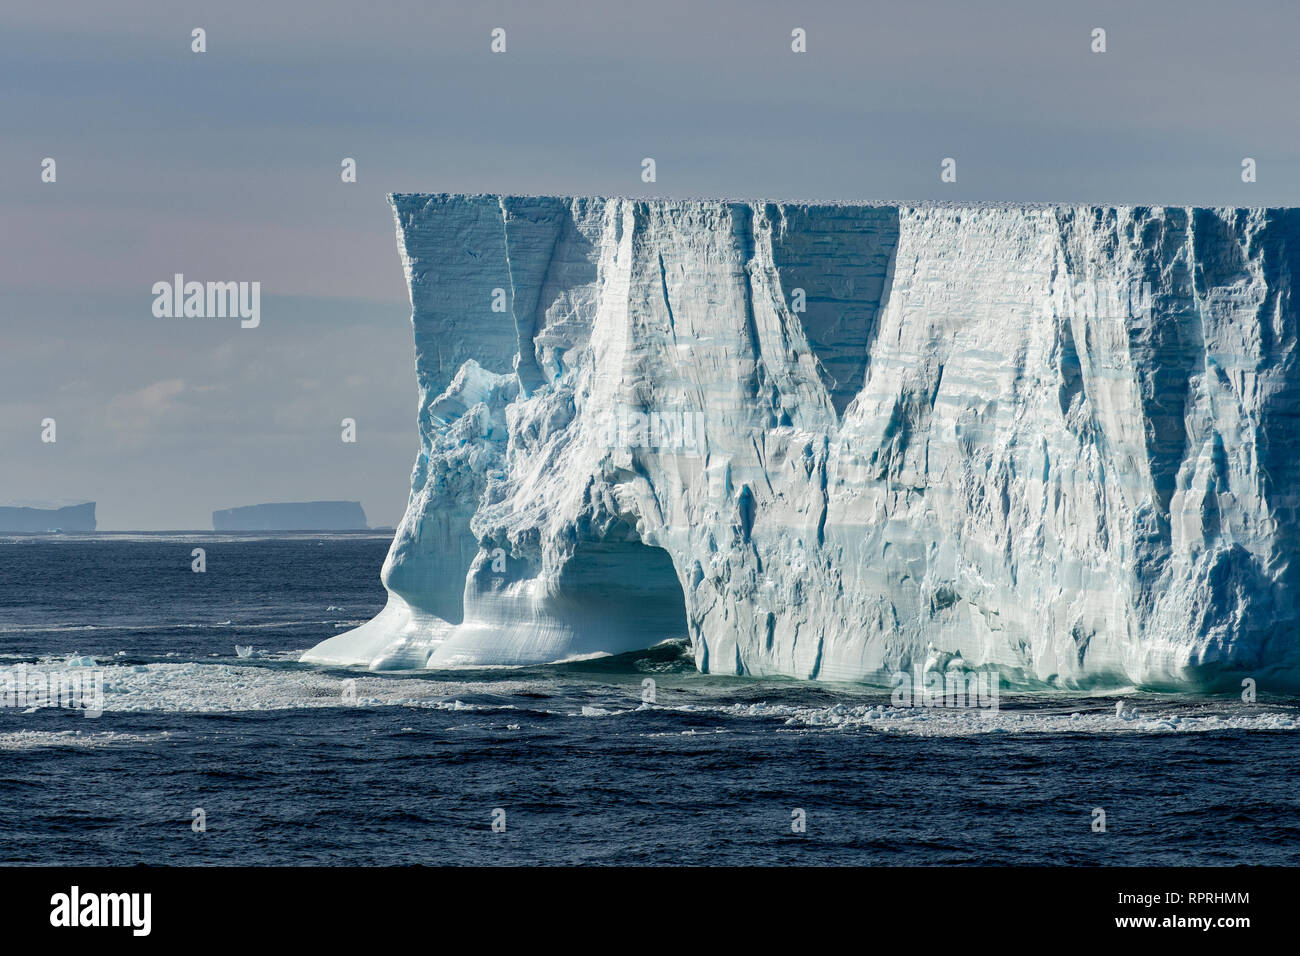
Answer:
0;730;172;751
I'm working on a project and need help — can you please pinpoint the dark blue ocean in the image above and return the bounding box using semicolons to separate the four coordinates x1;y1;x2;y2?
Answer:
1;534;1297;866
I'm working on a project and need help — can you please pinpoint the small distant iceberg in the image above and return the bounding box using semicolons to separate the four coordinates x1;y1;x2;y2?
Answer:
0;500;96;533
212;501;367;531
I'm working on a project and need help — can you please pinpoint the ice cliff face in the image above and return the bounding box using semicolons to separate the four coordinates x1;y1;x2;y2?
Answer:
303;196;1300;691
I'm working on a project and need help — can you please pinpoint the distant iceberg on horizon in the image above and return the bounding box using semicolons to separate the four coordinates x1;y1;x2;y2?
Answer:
0;501;96;533
304;196;1300;691
213;501;367;531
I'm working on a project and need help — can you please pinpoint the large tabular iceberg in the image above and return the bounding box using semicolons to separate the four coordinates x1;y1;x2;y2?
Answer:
303;196;1300;691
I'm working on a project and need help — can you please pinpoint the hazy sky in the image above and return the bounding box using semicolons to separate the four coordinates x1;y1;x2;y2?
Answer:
3;0;1299;529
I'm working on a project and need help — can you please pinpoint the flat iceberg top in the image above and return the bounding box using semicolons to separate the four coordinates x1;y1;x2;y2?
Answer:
389;192;1298;213
0;499;94;509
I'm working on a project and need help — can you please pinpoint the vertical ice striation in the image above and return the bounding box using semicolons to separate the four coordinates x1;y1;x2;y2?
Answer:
303;197;1300;690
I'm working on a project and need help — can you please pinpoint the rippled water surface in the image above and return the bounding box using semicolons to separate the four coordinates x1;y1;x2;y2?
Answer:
2;535;1297;865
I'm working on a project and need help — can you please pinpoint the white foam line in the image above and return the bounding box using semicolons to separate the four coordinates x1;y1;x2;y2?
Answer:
1;659;1295;734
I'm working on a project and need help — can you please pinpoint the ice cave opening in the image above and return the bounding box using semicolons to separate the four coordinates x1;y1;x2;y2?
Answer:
552;538;689;650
